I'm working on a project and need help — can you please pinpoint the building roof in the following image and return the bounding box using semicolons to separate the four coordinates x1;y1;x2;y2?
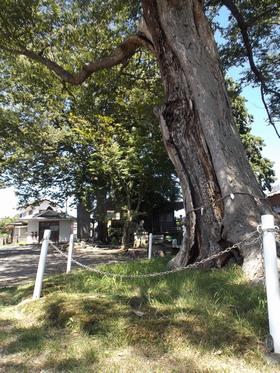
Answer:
17;199;76;221
22;198;57;209
267;192;280;206
9;210;76;226
32;210;75;220
17;209;76;222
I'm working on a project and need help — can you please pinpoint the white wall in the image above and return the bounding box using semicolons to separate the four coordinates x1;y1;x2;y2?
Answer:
27;220;39;244
24;219;73;243
59;220;73;242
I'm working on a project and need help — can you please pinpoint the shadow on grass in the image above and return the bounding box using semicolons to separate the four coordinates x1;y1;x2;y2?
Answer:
0;284;33;306
119;268;267;356
0;361;31;373
41;294;130;336
36;269;266;357
0;271;75;307
47;357;94;372
0;260;268;371
4;325;47;354
48;266;266;346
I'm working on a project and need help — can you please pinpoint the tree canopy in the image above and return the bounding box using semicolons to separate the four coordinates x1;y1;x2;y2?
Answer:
209;0;279;135
0;0;278;276
0;1;278;130
0;43;179;219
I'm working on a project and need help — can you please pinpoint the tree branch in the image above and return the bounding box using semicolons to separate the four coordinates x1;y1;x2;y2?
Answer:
221;0;280;137
260;85;280;138
0;34;154;86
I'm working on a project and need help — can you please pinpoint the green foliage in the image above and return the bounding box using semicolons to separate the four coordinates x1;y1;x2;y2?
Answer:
227;79;275;190
0;29;178;217
0;0;178;215
0;215;16;235
0;0;277;210
208;0;279;130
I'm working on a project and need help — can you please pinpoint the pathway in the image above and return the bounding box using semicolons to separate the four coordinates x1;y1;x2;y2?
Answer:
0;244;146;288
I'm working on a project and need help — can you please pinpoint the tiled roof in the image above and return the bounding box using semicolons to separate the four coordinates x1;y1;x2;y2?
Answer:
33;210;74;219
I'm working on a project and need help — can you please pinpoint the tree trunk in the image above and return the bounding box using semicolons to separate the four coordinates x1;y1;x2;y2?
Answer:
121;220;131;250
121;209;134;250
142;0;271;279
77;200;91;240
95;189;108;243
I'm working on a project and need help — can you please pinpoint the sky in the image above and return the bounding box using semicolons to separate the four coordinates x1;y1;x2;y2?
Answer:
241;85;280;180
0;8;279;219
0;187;18;218
227;67;280;182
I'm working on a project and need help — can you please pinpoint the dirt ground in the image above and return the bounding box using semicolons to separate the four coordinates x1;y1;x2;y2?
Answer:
0;243;147;288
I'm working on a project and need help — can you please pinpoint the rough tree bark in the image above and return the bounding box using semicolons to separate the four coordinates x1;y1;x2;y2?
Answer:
121;219;132;250
121;190;143;250
121;210;135;250
141;0;271;279
95;189;108;243
77;200;91;240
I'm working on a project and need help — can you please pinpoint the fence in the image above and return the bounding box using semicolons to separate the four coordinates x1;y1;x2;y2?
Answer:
0;235;8;246
32;215;280;354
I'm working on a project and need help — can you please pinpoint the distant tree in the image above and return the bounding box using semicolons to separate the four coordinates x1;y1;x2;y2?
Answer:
0;216;17;235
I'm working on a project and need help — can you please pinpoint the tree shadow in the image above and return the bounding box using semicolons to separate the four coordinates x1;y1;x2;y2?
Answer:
101;267;267;358
0;264;268;371
0;284;33;306
4;325;47;354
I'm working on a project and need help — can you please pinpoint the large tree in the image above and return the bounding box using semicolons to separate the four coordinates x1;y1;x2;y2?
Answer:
0;0;278;279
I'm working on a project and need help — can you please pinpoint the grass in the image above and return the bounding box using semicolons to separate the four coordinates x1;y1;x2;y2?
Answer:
0;257;276;372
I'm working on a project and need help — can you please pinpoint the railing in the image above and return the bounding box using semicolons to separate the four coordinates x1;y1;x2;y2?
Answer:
32;215;280;354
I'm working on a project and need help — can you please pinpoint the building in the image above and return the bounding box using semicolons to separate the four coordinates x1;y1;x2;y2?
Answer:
10;200;76;244
143;201;184;235
267;190;280;215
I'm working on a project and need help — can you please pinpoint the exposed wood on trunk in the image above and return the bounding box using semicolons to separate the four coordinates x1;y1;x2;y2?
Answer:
142;0;272;278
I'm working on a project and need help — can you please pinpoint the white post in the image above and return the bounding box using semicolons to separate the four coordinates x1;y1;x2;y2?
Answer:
172;238;178;248
66;234;74;273
148;233;153;259
261;215;280;353
33;229;51;300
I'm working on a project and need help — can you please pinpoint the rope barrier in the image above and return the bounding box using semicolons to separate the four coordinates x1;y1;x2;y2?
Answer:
258;225;280;243
49;230;261;280
184;191;266;216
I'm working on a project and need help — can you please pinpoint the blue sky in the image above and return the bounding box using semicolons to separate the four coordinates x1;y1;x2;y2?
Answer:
227;68;279;180
216;7;279;179
242;85;279;180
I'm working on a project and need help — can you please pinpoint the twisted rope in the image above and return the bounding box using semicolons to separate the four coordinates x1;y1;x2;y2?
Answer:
49;230;261;280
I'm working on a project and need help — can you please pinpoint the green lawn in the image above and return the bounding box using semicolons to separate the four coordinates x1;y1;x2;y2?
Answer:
0;258;276;372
